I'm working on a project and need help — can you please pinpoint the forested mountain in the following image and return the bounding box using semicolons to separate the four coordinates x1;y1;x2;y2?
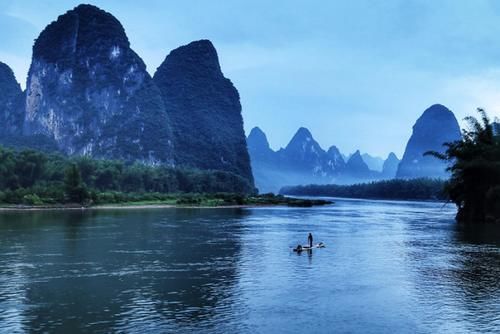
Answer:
153;40;253;182
0;4;254;188
22;4;174;164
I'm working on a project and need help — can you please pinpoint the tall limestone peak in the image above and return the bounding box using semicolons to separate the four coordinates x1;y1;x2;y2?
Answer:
153;39;253;183
284;127;321;157
247;127;275;164
155;40;222;79
0;62;21;100
281;127;330;177
326;145;346;172
397;104;461;178
382;152;399;178
23;4;173;163
0;61;23;134
346;150;371;176
287;127;313;145
32;4;130;67
247;127;271;152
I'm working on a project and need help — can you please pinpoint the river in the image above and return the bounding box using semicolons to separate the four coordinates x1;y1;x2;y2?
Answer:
0;198;499;333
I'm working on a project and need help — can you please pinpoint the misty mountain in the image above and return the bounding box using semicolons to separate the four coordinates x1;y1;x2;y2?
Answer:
361;153;384;172
345;150;371;177
396;104;461;179
382;152;400;178
247;127;276;163
247;127;395;193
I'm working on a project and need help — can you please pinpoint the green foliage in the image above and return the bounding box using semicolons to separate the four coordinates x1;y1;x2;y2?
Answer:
23;194;43;205
0;144;255;206
64;164;89;204
425;109;500;223
280;178;447;201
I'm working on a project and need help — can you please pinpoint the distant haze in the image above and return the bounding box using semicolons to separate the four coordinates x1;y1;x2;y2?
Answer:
1;0;500;157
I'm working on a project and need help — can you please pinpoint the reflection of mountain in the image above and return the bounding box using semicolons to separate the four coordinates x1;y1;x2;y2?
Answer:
0;209;247;332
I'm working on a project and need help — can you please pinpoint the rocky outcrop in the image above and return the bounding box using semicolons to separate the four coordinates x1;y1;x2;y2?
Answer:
247;127;275;163
0;62;23;135
345;150;371;178
23;4;173;163
326;145;346;174
280;127;330;175
396;104;461;179
382;152;399;178
153;40;253;183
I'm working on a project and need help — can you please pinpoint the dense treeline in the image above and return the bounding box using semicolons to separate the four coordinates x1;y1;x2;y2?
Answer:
426;109;500;223
0;145;255;205
280;178;447;201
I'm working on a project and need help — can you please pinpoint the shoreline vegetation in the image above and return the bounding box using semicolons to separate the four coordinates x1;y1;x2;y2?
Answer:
0;144;331;209
282;109;500;224
280;178;447;201
425;109;500;223
0;193;333;211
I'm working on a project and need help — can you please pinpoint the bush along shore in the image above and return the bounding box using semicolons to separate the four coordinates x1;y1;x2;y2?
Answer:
0;192;333;210
280;178;447;201
425;109;500;223
0;145;331;209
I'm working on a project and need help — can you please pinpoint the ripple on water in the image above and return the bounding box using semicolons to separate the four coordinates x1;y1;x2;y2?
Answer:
0;199;498;333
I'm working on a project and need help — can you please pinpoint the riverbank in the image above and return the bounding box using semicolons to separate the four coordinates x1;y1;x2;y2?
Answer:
0;194;333;211
280;178;447;201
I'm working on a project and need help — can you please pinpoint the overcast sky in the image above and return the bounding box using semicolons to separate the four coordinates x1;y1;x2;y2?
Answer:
1;0;500;158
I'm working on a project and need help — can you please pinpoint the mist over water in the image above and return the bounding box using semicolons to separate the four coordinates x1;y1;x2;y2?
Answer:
0;200;499;333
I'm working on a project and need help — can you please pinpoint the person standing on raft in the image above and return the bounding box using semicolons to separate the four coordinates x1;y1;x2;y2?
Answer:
308;233;313;248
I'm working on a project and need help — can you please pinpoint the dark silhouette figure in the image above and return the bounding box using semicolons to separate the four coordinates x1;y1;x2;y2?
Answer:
308;233;313;248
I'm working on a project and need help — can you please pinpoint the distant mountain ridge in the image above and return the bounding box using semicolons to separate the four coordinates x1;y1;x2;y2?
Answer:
247;127;398;192
249;103;460;192
361;153;384;172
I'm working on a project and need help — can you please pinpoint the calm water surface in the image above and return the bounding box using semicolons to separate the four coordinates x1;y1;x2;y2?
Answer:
0;198;499;333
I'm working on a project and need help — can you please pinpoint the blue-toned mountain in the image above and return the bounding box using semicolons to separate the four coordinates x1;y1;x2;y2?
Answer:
153;40;253;183
23;4;174;163
0;62;23;135
396;104;461;179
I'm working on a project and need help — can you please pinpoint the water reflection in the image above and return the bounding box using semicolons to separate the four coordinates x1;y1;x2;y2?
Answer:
0;209;249;332
0;201;499;333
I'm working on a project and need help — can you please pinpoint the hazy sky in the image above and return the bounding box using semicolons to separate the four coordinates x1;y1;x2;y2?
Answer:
1;0;500;158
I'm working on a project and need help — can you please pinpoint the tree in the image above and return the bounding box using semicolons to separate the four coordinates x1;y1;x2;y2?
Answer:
64;164;89;204
426;108;500;223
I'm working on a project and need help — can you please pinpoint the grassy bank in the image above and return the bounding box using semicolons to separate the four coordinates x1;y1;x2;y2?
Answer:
0;193;333;210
